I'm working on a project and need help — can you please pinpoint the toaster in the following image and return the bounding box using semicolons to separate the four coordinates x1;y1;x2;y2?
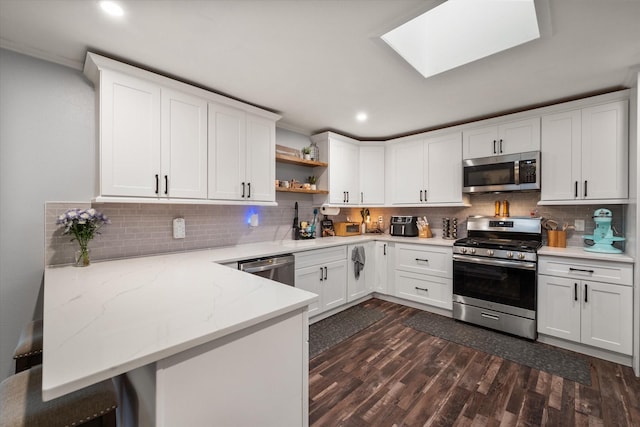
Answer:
390;216;419;237
334;222;361;236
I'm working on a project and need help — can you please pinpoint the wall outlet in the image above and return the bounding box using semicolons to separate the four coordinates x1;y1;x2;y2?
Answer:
173;218;186;239
574;219;585;232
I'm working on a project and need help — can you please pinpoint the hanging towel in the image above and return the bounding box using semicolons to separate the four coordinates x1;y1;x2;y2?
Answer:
351;246;366;279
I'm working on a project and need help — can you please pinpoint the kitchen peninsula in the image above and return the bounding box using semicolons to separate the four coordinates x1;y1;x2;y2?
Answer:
43;249;317;426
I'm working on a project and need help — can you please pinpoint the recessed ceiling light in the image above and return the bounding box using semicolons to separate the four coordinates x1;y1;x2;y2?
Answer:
100;1;124;17
382;0;540;78
356;112;368;122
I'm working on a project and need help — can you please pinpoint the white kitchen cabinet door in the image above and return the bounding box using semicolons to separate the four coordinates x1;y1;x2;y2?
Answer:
581;280;632;355
100;71;161;197
463;118;540;159
347;244;371;302
373;241;389;294
328;138;360;205
161;89;208;199
322;260;348;311
424;132;463;204
207;103;246;200
358;145;385;204
540;110;582;201
537;275;581;342
580;100;628;200
245;113;276;201
387;139;424;204
394;270;452;310
294;265;322;317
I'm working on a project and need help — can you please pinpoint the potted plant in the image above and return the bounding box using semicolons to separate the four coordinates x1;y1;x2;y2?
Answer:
307;175;317;190
301;146;311;160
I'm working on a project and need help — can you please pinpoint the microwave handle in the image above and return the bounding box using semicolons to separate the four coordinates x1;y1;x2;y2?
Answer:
514;160;520;185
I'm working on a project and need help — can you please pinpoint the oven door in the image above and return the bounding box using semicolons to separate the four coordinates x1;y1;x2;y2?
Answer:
452;254;536;316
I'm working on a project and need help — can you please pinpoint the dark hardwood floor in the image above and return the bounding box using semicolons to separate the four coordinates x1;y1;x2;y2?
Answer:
309;299;640;427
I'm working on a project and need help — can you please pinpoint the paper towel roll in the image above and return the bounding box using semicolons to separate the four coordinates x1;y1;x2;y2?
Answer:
320;205;340;216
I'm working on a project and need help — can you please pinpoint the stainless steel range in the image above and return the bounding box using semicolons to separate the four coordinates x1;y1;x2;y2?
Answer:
452;216;542;339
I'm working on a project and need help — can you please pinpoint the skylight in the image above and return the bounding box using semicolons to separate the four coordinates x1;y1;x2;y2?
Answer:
381;0;540;78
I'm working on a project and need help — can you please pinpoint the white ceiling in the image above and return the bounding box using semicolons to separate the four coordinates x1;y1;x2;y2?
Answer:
1;0;639;139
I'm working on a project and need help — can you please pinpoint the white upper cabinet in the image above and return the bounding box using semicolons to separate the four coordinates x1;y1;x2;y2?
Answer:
541;100;628;203
84;52;279;204
387;132;465;205
328;137;360;205
463;117;540;159
358;145;385;205
208;105;276;202
99;72;207;199
161;89;208;199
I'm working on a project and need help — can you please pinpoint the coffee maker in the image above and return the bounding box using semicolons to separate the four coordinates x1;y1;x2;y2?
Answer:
583;208;625;253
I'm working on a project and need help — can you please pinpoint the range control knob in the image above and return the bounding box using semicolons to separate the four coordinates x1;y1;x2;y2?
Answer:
517;253;525;260
506;252;514;258
487;250;494;256
460;247;467;254
470;248;476;254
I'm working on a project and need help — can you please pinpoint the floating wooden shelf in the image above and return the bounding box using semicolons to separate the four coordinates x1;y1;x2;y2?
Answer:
275;153;328;168
276;187;329;195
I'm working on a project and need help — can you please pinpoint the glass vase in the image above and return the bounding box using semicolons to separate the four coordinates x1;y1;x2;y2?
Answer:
75;246;91;267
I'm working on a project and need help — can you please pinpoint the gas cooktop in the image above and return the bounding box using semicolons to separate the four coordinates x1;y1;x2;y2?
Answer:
454;237;542;253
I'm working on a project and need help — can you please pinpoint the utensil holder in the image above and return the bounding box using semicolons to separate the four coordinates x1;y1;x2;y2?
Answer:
548;230;566;248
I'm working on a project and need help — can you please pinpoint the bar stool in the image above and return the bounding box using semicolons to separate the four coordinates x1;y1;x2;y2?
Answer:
0;365;118;427
12;319;43;373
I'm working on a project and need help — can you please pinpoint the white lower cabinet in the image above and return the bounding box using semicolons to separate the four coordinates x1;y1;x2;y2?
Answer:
295;246;347;317
347;243;374;302
373;241;390;294
538;256;633;355
393;243;453;310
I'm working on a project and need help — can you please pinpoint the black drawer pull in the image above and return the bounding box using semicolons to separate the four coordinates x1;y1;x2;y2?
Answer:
415;258;429;262
415;286;428;292
569;267;594;274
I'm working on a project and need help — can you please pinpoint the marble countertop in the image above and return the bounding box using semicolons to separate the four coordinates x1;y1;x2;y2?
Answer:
538;245;634;263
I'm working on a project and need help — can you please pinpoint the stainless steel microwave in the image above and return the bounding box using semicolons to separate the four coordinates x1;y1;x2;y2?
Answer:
462;151;540;193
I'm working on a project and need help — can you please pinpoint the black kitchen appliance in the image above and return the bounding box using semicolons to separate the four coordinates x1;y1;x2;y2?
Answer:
452;216;542;339
390;216;419;237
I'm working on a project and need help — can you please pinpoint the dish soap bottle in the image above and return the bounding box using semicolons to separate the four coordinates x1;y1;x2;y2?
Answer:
309;140;319;161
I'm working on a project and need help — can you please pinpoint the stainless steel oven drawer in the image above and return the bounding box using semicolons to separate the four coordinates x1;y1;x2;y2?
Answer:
452;301;536;340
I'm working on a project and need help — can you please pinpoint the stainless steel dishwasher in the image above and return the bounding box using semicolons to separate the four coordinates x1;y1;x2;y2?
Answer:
237;254;295;286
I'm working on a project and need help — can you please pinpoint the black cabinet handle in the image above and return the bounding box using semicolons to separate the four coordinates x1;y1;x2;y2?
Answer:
324;266;328;280
499;139;503;153
575;181;578;198
570;267;594;274
415;286;428;292
383;244;387;256
574;283;578;301
361;192;363;203
247;182;251;198
346;192;349;203
155;174;159;194
424;189;427;202
320;267;324;281
493;140;497;154
420;190;423;202
343;191;347;203
415;258;429;262
584;284;588;303
584;180;588;197
164;175;168;195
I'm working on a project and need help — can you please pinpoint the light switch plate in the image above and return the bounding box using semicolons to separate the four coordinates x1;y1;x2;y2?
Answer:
574;219;585;232
173;218;186;239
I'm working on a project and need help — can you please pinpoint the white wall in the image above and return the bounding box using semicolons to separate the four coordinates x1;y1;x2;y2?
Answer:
0;49;96;379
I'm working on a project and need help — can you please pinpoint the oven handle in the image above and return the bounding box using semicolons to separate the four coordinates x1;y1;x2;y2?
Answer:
453;254;536;271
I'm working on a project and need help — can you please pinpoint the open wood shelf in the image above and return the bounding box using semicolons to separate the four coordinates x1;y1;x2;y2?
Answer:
276;187;329;195
275;153;328;168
